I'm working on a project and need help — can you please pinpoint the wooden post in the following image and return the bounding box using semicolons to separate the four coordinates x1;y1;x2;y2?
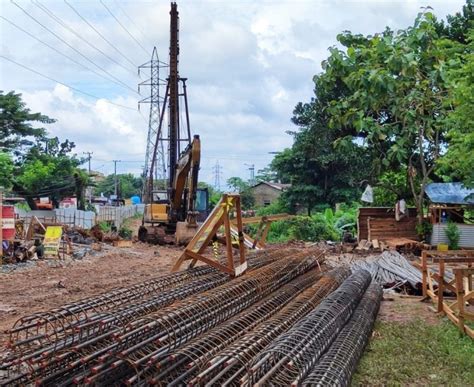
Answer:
455;270;465;333
437;258;445;313
422;250;428;298
234;196;246;265
367;217;371;242
222;195;234;269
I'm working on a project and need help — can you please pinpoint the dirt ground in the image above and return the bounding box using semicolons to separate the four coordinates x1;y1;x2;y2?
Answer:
378;294;440;324
0;242;182;346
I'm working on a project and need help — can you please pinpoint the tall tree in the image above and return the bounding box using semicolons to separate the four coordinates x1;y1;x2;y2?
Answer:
437;28;474;186
325;10;471;220
0;91;53;154
0;152;14;189
14;138;88;209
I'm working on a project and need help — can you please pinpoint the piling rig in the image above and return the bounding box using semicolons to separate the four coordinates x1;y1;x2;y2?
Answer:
139;2;209;245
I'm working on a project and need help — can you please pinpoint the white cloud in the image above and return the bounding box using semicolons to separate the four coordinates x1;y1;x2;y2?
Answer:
0;0;466;188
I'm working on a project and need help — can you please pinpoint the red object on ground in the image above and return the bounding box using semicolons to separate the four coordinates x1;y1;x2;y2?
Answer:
2;205;15;240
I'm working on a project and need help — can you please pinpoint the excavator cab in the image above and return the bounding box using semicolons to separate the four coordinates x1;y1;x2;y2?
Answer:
195;188;210;221
144;190;169;224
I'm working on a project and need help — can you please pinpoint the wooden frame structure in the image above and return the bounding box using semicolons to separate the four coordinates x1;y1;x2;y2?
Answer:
419;250;474;338
172;194;247;276
231;213;293;249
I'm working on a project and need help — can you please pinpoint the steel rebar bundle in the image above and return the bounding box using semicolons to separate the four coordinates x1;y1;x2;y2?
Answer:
250;270;371;386
351;251;422;288
151;269;324;385
302;282;382;387
1;249;297;385
1;248;324;386
84;250;323;386
179;268;350;387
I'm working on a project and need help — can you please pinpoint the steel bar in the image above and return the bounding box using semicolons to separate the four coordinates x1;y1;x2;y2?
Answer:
250;270;371;386
155;269;323;384
0;248;321;386
187;267;350;386
302;282;382;387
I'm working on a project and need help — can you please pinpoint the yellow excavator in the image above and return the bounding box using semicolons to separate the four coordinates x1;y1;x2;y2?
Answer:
138;3;209;244
139;135;209;244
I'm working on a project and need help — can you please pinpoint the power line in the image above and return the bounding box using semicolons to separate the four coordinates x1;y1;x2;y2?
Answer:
0;15;133;91
113;0;154;50
0;55;137;111
100;0;148;55
64;0;137;69
10;0;138;94
32;0;136;76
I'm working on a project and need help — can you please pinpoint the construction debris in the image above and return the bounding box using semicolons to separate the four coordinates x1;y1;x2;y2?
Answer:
350;250;422;290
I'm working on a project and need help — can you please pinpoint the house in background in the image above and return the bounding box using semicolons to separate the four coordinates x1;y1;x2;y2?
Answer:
250;182;291;207
426;182;474;248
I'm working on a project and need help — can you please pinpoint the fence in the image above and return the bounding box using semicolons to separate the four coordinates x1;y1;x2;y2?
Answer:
15;205;144;231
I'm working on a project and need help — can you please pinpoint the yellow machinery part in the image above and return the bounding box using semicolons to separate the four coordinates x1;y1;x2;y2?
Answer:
145;203;168;223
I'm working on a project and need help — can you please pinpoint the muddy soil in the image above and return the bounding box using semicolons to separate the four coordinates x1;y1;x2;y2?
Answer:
0;242;182;346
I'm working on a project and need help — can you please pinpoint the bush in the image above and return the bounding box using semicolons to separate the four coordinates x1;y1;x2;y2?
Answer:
288;215;340;242
98;221;112;233
445;221;460;250
249;203;359;244
255;199;289;216
119;225;133;240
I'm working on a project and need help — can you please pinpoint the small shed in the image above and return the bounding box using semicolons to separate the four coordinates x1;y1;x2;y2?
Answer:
250;182;291;207
426;183;474;248
357;207;418;242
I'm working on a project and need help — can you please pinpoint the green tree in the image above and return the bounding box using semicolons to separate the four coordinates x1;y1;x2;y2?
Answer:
94;173;143;198
226;177;255;210
0;91;53;154
1;91;90;209
14;139;88;209
255;167;277;182
197;181;221;206
437;28;474;186
0;152;14;189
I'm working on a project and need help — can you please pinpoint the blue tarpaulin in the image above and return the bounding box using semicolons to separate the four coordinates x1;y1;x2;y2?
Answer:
425;183;474;205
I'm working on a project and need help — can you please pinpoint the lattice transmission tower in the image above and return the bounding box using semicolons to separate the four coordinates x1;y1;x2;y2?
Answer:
139;47;167;203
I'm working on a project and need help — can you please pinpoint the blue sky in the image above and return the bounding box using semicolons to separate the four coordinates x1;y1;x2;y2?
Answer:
0;0;465;187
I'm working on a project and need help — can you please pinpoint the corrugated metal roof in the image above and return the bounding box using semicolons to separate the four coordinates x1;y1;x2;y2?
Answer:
425;183;474;205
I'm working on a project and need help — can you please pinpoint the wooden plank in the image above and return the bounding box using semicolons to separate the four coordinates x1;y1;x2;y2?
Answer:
113;240;133;247
437;259;445;313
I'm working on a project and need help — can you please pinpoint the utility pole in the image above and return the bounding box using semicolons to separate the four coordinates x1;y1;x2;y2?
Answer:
113;160;121;197
213;161;222;191
83;151;93;174
245;163;255;186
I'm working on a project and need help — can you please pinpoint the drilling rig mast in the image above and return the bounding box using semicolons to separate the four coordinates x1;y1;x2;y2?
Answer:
138;2;208;244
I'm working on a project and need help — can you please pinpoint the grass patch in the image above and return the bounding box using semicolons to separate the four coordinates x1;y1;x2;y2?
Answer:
353;318;474;385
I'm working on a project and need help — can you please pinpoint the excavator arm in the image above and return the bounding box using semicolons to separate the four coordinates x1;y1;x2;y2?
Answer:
171;135;201;224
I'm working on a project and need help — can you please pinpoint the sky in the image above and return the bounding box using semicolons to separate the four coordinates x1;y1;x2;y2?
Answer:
0;0;466;188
